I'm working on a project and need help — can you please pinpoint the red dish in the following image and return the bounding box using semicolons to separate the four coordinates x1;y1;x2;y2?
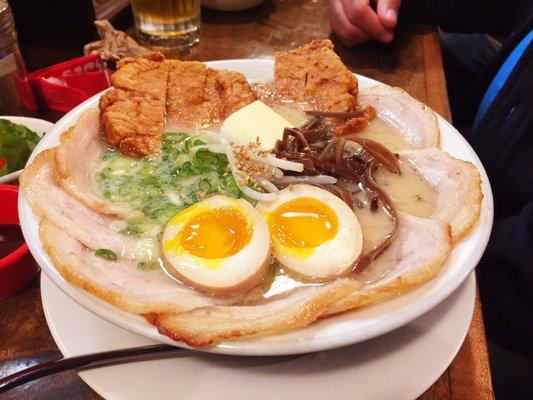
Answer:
0;184;39;300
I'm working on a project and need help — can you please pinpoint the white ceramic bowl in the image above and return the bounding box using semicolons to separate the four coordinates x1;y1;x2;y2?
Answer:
19;59;494;356
0;116;54;183
201;0;265;11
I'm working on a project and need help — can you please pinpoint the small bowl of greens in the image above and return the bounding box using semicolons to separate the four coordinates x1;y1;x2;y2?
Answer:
0;116;54;183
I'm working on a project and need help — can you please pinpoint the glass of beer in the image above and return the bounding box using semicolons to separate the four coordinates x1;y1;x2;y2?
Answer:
131;0;201;49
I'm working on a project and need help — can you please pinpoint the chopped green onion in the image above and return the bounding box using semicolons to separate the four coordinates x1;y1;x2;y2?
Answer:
94;248;117;261
183;138;193;153
96;131;243;226
176;161;197;176
120;223;143;236
162;143;180;156
223;174;241;196
199;178;212;193
163;132;188;143
157;204;181;222
195;148;220;165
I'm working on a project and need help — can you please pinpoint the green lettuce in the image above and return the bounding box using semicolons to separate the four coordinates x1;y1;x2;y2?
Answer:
0;119;41;177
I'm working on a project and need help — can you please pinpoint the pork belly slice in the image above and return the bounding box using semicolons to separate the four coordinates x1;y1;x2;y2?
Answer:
274;39;358;112
154;278;363;347
20;149;142;259
357;85;440;149
40;219;235;315
99;52;169;157
399;148;483;241
53;108;136;218
326;214;451;316
152;214;450;346
166;60;256;130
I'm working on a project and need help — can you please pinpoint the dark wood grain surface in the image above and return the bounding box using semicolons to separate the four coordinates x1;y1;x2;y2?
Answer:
0;1;494;399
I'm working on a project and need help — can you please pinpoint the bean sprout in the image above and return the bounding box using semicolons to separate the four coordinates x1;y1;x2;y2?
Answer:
274;175;337;185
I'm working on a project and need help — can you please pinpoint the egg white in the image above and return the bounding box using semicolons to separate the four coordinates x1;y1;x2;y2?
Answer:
256;184;363;279
162;195;271;295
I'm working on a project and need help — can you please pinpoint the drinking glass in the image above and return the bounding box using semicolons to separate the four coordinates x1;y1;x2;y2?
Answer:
131;0;201;49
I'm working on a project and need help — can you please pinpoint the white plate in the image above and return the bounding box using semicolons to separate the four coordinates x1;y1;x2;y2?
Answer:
0;116;54;183
19;59;494;356
42;273;476;400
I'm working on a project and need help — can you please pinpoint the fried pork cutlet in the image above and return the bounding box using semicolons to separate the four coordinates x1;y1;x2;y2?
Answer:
213;69;257;117
99;52;169;157
166;61;256;130
99;54;255;156
275;39;358;112
166;61;219;129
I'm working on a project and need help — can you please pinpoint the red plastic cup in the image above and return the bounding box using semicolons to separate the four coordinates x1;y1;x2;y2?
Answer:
0;185;39;300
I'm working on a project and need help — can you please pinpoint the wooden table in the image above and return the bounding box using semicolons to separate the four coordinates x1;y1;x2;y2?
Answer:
0;1;494;399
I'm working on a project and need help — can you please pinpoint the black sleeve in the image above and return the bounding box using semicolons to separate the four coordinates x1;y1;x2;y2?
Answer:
401;0;530;35
477;201;533;355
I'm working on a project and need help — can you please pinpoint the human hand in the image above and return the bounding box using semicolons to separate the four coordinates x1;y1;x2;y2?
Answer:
328;0;401;47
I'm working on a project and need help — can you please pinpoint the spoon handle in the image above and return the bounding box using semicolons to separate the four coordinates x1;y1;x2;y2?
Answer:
0;344;181;393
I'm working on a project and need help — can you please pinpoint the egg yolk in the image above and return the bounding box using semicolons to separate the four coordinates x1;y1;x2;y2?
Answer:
166;206;252;259
268;197;338;248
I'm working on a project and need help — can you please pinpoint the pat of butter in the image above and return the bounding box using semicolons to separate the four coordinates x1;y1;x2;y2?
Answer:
220;100;293;151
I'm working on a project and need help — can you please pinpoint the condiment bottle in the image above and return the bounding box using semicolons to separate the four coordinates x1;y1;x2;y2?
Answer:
0;0;35;116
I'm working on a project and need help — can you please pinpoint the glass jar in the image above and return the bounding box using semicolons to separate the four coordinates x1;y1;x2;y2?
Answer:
0;0;35;116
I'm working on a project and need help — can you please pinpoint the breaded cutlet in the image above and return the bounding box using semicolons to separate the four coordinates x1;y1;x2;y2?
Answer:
166;61;256;130
99;52;169;157
275;40;358;112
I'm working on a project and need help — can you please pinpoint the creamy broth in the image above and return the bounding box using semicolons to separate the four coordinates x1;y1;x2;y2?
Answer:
357;117;414;151
250;264;316;300
272;105;309;127
374;160;435;218
339;180;396;254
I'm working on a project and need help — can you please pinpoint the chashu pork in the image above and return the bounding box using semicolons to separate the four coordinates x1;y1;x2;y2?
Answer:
151;214;450;346
358;85;440;149
39;219;237;314
54;108;135;219
398;148;483;241
154;279;362;347
21;149;144;260
326;214;451;315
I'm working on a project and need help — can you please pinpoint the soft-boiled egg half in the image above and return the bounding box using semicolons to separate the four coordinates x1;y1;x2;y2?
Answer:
256;184;363;280
162;196;271;295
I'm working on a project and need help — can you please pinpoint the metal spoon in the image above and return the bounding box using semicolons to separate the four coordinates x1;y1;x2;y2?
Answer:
0;344;186;393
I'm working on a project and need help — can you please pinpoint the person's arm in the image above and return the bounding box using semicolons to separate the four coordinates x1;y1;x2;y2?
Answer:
328;0;528;47
328;0;400;46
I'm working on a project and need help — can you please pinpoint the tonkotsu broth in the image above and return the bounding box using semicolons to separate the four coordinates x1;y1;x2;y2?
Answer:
343;180;397;255
356;117;414;151
374;160;435;218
